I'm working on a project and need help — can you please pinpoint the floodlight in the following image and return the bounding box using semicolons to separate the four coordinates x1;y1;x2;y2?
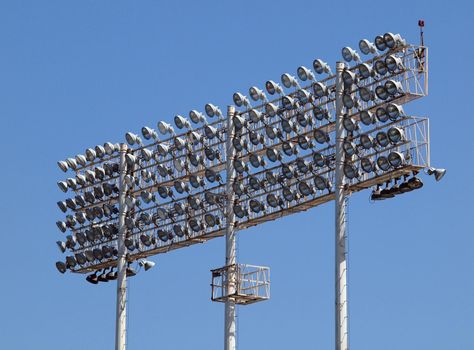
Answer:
314;175;329;191
106;270;118;281
376;155;391;171
426;167;446;181
342;69;357;86
125;154;137;167
157;186;172;199
385;55;403;72
297;66;315;81
266;148;281;162
189;110;207;124
265;171;278;185
407;176;423;190
57;160;69;172
158;121;174;135
190;175;204;188
282;95;298;110
174;115;192;130
250;199;264;213
386;103;404;119
75;253;87;265
281;119;295;133
204;191;220;205
375;85;389;100
56;240;67;253
267;194;282;208
84;191;95;204
57;181;68;193
104;142;118;155
383;32;405;49
297;112;311;127
65;256;77;269
313;152;326;167
126;267;137;277
281;73;300;89
249;86;267;102
248;109;263;123
342;47;360;62
375;106;389;122
374;60;388;75
56;261;67;274
282;164;295;180
359;39;377;55
95;166;106;180
92;248;104;261
204;147;219;161
85;148;97;162
141;126;157;140
313;106;329;120
156;143;170;157
360;134;374;150
233;205;247;218
173;224;187;237
313;129;330;144
313;82;328;98
233;181;246;196
66;178;77;190
75;195;86;207
174;202;186;216
250;154;263;168
189;153;202;167
344;163;359;179
66;158;78;170
282;186;297;202
205;103;222;118
342;93;355;109
75;154;87;167
296;89;313;104
388;151;405;167
85;272;99;284
155;208;169;221
174;137;186;151
375;131;389;147
343;141;358;156
234;159;248;174
298;135;312;150
232;137;247;152
357;111;374;126
374;35;387;51
360;157;375;173
265;125;278;139
125;132;141;146
190;130;203;144
233;115;247;131
265;102;279;117
84;250;95;262
57;200;67;213
357;65;372;82
204;125;219;139
249;177;262;192
95;145;106;159
379;182;395;199
385;80;403;96
359;87;374;102
173;158;185;172
65;198;76;210
205;169;221;183
296;158;311;174
141;190;155;203
233;92;250;108
265;80;283;95
282;141;297;156
139;260;156;271
313;59;331;74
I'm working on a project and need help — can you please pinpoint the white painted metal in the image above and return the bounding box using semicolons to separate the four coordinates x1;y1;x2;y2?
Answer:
335;62;349;350
224;105;237;350
115;143;128;350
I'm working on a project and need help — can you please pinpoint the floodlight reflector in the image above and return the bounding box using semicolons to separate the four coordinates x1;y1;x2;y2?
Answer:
313;129;330;144
57;160;68;172
383;32;405;49
361;157;375;173
313;152;326;167
281;73;300;88
282;141;297;156
342;47;360;62
313;106;329;121
267;194;281;208
313;82;328;98
233;92;250;107
249;86;267;101
374;60;388;75
343;163;359;179
375;106;389;122
359;110;375;126
358;63;373;79
233;205;247;218
282;96;297;110
376;131;390;147
265;80;282;95
298;135;311;150
342;69;357;86
385;80;403;96
56;261;67;274
388;127;405;143
376;156;391;171
189;110;207;124
314;176;329;191
66;158;78;170
297;66;315;81
359;39;377;55
343;141;357;156
374;35;387;51
386;55;403;72
387;103;404;120
359;87;374;102
57;181;68;193
204;213;218;227
298;181;313;196
250;199;264;213
313;59;331;74
125;133;140;146
249;109;263;123
360;134;374;150
388;151;405;167
158;121;174;135
104;142;117;155
342;93;355;109
265;102;279;117
375;85;389;100
266;148;281;162
205;103;222;118
174;115;191;130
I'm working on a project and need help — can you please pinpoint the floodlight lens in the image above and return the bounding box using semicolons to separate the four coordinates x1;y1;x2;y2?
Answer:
343;164;358;179
361;158;374;173
375;107;389;122
314;176;328;190
298;181;313;196
388;151;405;167
376;131;390;147
375;86;389;100
313;129;330;144
313;82;328;98
374;60;388;75
377;156;391;171
360;134;374;149
358;63;372;79
359;87;373;102
359;110;374;126
267;194;280;208
375;35;387;51
387;103;404;120
343;93;355;109
387;127;404;143
313;152;326;167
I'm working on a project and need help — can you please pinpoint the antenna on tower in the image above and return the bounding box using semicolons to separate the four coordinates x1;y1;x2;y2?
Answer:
416;20;426;72
418;19;425;46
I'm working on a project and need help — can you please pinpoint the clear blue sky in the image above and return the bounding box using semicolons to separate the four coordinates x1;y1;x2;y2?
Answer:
0;1;472;349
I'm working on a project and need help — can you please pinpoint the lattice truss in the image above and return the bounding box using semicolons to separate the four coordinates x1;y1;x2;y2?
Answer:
54;41;429;274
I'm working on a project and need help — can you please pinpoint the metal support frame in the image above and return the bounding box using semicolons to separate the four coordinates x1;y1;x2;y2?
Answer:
335;62;349;350
115;143;128;350
225;106;237;350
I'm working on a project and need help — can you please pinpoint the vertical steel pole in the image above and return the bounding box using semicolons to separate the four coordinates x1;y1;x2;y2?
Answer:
224;105;237;350
115;143;128;350
335;62;349;350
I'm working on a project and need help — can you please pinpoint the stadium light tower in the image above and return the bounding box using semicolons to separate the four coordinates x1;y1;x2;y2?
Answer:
54;24;443;350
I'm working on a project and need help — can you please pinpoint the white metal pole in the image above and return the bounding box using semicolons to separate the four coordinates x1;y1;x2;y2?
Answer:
115;143;128;350
335;61;349;350
224;105;237;350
